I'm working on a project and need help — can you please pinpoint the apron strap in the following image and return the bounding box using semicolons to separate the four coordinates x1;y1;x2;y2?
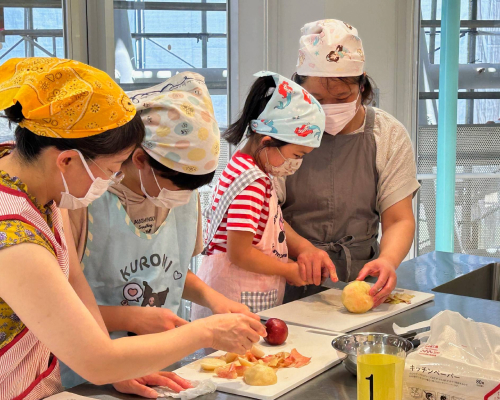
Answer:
364;106;376;134
203;166;268;254
311;235;378;281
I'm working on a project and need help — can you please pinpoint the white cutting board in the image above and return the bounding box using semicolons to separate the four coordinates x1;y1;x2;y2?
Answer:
173;325;343;400
259;287;434;333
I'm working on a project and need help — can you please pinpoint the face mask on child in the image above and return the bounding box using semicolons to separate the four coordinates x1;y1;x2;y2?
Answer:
264;148;302;177
139;168;192;209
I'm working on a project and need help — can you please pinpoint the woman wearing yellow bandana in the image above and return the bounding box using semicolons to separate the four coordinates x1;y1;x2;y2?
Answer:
0;58;265;400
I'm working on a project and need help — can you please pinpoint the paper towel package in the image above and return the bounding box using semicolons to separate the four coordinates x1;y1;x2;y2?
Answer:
403;311;500;400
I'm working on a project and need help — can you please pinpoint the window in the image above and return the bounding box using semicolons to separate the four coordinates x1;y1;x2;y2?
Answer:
113;0;228;129
416;0;500;257
0;1;64;141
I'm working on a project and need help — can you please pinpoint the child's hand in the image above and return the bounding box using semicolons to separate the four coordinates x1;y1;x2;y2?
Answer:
285;263;308;286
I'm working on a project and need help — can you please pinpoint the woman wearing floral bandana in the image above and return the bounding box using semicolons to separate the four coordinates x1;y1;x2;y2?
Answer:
62;72;260;396
280;20;420;307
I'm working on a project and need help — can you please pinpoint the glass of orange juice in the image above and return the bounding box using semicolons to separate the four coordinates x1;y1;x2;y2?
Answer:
357;340;406;400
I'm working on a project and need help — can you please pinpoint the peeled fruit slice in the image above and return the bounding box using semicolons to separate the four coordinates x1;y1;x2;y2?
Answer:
341;281;374;314
245;351;258;363
250;345;266;359
244;364;278;386
225;352;239;363
200;358;227;371
238;357;254;367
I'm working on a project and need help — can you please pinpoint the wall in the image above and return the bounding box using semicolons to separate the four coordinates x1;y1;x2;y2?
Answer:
231;0;417;131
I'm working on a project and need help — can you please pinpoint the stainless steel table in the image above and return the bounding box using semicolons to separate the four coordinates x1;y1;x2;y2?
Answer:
70;251;500;399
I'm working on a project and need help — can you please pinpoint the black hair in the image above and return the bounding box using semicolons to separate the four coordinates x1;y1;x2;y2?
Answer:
144;152;215;191
291;72;376;105
223;75;288;170
3;102;145;162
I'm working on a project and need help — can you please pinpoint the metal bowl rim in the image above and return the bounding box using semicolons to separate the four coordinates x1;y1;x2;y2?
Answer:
331;332;414;356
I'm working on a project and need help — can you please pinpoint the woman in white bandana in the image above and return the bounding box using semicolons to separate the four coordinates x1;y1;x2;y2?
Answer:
281;20;420;306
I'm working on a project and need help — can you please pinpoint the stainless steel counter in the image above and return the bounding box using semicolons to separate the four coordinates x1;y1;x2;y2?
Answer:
70;251;500;399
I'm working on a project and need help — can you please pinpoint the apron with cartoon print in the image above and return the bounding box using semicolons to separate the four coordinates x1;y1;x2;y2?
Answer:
61;189;198;388
190;167;288;320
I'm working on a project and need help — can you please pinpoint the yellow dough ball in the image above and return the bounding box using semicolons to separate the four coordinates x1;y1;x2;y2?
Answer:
341;281;374;314
244;364;278;386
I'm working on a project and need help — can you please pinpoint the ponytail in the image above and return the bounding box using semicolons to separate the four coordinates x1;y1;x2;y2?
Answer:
223;75;276;145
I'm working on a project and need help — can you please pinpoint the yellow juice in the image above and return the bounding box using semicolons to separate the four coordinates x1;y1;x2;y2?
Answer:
357;353;405;400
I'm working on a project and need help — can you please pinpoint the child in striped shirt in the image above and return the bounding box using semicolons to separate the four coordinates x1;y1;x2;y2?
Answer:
191;71;336;318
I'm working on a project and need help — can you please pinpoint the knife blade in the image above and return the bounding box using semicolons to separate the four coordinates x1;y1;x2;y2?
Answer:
305;329;346;338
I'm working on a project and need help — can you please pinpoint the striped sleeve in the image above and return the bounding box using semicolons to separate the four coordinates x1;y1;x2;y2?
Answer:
226;177;269;234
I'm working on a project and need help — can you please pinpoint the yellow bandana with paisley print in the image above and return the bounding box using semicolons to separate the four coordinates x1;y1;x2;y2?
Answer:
0;57;136;138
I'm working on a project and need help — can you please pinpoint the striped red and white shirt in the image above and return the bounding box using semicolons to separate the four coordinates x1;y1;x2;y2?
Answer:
206;151;272;255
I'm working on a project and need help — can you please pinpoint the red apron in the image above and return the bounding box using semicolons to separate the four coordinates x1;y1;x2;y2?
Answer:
0;184;69;399
191;167;288;320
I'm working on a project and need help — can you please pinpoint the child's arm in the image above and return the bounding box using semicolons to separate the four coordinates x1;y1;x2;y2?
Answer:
226;230;307;286
284;221;338;285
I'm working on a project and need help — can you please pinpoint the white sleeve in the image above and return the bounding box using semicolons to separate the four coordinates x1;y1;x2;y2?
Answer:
274;176;287;205
373;109;421;213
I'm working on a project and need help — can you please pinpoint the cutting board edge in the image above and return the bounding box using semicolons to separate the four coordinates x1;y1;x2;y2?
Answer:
214;358;343;400
258;292;436;333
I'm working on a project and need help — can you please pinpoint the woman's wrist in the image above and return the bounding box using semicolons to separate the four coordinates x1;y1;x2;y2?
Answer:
189;318;213;348
376;254;400;270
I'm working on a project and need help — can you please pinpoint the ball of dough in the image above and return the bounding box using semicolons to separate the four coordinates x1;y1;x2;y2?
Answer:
244;364;278;386
341;281;374;314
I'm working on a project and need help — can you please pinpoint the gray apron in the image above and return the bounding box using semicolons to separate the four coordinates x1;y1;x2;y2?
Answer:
282;107;380;300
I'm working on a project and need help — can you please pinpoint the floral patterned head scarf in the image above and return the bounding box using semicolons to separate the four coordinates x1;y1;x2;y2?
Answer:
128;72;220;175
250;71;325;148
297;19;365;77
0;57;136;138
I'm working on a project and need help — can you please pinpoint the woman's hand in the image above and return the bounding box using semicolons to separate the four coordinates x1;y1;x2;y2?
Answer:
356;257;397;307
129;306;189;335
199;313;267;355
113;371;193;398
296;246;338;285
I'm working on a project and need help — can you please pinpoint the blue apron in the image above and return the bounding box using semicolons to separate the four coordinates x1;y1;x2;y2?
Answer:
61;190;198;388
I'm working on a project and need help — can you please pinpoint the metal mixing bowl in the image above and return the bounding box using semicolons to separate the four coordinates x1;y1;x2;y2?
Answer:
331;333;414;376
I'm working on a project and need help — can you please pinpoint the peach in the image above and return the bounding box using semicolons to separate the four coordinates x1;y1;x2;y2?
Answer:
341;281;374;314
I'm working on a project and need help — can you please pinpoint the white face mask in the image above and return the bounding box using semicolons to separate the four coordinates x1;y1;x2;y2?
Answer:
59;150;122;210
322;89;361;136
265;148;303;177
139;168;192;209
